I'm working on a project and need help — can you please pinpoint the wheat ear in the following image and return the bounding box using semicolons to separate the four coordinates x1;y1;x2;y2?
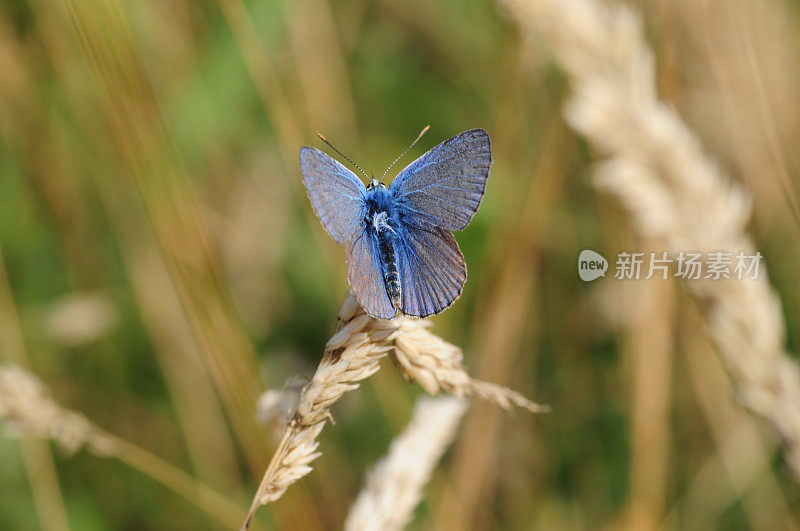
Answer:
344;396;467;531
241;293;546;528
500;0;800;478
0;364;249;529
391;316;548;412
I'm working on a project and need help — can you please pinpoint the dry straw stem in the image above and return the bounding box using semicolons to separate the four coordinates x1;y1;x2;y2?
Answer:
344;396;468;531
501;0;800;477
242;293;546;528
0;365;252;530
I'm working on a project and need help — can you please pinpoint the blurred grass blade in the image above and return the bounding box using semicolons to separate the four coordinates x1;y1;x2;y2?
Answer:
437;118;572;527
0;363;258;530
55;0;267;473
0;243;70;531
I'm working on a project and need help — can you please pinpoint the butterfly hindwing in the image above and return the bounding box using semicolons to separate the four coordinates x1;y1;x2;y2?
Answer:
300;147;366;243
397;224;467;317
390;129;491;231
346;228;396;319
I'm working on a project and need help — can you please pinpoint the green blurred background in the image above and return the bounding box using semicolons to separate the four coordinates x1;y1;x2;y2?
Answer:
2;0;800;528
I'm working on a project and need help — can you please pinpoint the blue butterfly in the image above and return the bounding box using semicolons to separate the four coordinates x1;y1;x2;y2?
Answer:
300;128;491;319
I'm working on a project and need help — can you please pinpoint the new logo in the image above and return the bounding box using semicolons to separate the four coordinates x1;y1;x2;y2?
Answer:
578;250;608;282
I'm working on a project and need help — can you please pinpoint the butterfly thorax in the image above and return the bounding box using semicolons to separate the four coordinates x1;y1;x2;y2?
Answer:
364;185;402;309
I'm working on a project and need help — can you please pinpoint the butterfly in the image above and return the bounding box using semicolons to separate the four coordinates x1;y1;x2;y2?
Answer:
300;127;491;319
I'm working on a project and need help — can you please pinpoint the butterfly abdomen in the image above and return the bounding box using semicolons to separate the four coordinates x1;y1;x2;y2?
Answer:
378;233;402;308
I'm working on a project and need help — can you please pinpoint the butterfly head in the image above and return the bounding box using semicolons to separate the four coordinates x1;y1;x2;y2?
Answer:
366;178;385;190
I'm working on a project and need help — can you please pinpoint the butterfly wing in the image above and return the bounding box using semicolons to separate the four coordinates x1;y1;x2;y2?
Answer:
346;228;396;319
300;147;367;243
396;224;467;317
390;129;491;231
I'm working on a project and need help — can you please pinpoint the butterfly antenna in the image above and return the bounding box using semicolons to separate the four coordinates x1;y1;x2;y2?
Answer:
380;125;430;183
316;132;370;182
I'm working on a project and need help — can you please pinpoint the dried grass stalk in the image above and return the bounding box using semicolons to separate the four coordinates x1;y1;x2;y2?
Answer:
0;365;109;455
500;0;800;477
242;293;545;528
0;364;249;529
344;396;468;531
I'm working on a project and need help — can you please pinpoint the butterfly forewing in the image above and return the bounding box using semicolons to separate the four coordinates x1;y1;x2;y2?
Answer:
300;147;366;243
396;225;466;317
390;129;491;231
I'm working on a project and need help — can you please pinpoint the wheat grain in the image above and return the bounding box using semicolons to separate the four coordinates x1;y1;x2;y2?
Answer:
500;0;800;478
344;396;467;531
241;293;546;528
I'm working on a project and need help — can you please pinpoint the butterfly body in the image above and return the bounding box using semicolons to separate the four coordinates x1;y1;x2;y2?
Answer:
364;182;403;308
301;129;491;319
